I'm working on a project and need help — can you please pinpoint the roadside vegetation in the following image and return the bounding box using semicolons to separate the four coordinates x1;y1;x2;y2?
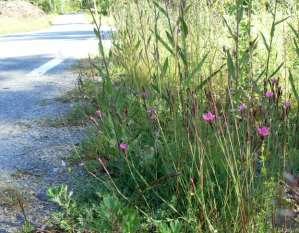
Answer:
29;0;112;14
45;0;299;232
29;0;81;13
0;0;113;35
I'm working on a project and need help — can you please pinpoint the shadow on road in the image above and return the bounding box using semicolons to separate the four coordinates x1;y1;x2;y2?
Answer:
0;55;51;73
0;30;114;42
0;55;77;74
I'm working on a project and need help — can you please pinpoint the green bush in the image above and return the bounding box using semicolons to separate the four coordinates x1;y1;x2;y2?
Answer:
30;0;81;13
48;185;141;232
81;0;113;15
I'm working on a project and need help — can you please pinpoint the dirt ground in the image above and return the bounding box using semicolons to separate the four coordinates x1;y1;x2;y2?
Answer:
0;0;45;18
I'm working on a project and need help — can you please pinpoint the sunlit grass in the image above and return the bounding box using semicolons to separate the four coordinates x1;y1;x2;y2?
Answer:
47;1;299;232
0;15;54;35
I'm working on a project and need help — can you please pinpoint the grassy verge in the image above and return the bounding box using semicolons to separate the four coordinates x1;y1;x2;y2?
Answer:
0;15;54;35
47;57;103;127
44;1;299;233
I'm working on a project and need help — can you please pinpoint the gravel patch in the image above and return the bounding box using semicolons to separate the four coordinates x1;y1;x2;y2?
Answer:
0;13;104;232
0;71;85;232
0;0;45;18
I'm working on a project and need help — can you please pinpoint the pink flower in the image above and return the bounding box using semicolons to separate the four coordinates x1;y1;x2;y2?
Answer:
239;103;247;112
95;110;103;119
119;143;128;153
283;101;291;110
265;91;274;99
257;127;270;139
202;112;216;124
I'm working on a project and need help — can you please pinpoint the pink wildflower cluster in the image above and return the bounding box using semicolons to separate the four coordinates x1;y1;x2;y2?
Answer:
119;143;128;153
239;103;247;112
257;127;270;139
265;91;274;99
202;112;216;124
283;100;291;110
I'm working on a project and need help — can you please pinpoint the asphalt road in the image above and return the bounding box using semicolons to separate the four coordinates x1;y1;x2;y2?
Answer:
0;14;100;77
0;14;111;232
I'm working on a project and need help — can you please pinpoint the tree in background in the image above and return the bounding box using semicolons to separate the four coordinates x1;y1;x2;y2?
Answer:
29;0;114;15
29;0;82;13
80;0;112;15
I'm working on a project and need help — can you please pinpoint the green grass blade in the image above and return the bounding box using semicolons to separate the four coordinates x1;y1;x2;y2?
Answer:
223;17;236;41
195;64;225;91
190;53;208;78
289;23;299;39
153;1;168;18
226;51;236;81
155;32;175;56
269;62;284;79
288;70;299;101
274;16;290;26
261;32;270;52
161;58;169;79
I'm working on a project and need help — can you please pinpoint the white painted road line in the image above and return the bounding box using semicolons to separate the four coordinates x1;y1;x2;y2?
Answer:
26;57;65;77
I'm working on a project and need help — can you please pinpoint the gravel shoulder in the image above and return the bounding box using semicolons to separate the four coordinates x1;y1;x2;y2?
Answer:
0;71;85;232
0;14;99;232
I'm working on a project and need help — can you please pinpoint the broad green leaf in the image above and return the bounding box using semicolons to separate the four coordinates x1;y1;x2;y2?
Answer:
226;51;235;81
180;16;188;37
161;58;169;79
236;3;244;23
